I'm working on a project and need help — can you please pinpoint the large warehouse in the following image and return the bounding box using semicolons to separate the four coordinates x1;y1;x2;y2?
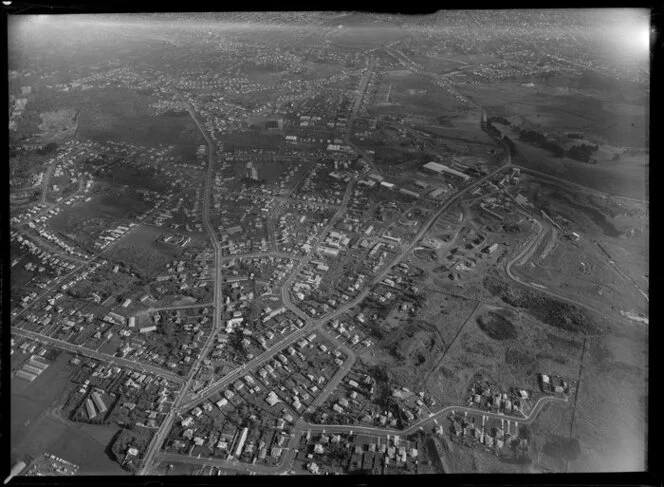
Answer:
421;161;470;181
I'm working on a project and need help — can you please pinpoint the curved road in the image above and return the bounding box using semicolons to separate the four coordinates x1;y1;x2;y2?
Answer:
158;394;567;475
504;207;628;323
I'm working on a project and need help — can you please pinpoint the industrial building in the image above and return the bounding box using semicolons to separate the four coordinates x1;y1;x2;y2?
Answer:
421;161;470;181
22;364;44;376
15;370;37;382
398;188;420;198
85;398;97;419
92;391;108;414
244;161;259;181
29;355;50;370
234;427;249;457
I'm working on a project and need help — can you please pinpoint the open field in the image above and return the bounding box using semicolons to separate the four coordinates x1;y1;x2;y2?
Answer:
327;25;410;49
463;77;647;148
528;397;577;472
220;130;284;151
37;108;78;140
514;177;648;310
47;191;151;251
75;88;203;158
427;302;583;407
47;423;127;475
370;70;470;119
11;352;74;447
9;351;126;475
515;141;646;200
105;225;185;278
569;323;647;472
490;121;647;200
351;288;478;400
511;235;647;318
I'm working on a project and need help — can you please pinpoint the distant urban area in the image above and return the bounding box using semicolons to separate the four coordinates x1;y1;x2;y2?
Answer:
8;9;648;478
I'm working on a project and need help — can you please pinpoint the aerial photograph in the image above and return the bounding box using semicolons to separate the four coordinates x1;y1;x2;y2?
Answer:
8;9;649;478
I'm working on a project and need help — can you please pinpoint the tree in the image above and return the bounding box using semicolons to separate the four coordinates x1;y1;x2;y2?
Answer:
38;142;58;155
566;144;598;163
161;321;175;337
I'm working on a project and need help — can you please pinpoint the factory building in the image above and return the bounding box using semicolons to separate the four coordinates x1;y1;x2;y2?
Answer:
421;161;470;181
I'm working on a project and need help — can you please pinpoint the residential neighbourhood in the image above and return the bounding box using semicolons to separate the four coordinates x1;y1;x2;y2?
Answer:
9;9;648;478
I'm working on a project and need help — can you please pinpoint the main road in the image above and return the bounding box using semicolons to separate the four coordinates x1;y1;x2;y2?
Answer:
139;90;224;475
180;155;510;414
142;61;514;471
220;251;301;263
311;158;512;328
177;172;363;409
11;327;185;383
344;55;376;144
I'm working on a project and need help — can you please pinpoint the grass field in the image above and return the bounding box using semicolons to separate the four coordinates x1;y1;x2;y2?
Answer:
568;323;647;472
11;352;73;437
512;136;647;200
106;224;184;278
371;71;469;119
47;190;152;251
74;88;203;158
327;25;410;49
464;80;647;149
48;423;127;475
11;350;133;474
11;353;74;460
427;302;584;408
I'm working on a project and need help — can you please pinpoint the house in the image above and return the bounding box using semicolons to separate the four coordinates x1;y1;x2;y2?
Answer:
266;391;280;406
